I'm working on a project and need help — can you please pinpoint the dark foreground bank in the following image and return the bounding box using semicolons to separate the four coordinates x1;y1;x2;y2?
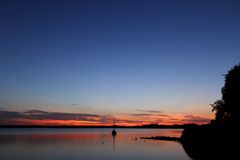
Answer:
181;125;240;159
143;125;240;160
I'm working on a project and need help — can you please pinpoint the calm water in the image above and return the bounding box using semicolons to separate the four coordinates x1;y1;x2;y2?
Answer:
0;128;191;160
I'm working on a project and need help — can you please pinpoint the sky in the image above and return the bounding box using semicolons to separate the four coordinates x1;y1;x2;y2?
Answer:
1;0;240;126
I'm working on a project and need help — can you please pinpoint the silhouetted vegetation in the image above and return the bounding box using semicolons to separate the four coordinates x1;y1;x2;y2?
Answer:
180;63;240;159
211;63;240;127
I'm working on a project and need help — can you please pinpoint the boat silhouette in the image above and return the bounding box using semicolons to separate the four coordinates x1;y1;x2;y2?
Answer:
112;129;116;136
112;119;117;136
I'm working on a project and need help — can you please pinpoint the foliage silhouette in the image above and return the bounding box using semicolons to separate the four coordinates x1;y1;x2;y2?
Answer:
211;63;240;127
181;63;240;159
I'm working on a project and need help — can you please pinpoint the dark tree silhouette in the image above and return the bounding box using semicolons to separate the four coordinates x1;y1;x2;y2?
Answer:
211;63;240;127
181;64;240;159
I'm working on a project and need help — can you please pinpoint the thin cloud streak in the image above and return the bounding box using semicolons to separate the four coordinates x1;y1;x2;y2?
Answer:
182;114;211;124
136;109;163;113
69;103;78;106
0;110;106;125
127;113;170;117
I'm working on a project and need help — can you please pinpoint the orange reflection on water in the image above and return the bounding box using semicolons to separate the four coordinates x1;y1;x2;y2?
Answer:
0;128;189;160
0;128;183;144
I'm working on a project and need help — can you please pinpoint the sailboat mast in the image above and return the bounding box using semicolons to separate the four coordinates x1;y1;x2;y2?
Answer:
113;119;115;129
112;118;117;136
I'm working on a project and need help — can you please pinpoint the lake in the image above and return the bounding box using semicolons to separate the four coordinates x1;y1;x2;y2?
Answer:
0;128;191;160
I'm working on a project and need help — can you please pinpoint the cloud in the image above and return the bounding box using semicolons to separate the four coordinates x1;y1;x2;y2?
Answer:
0;109;168;126
182;114;211;124
112;118;147;124
0;110;102;121
69;103;78;106
0;111;23;119
127;113;152;116
0;110;211;126
127;113;170;117
169;118;178;121
23;110;48;114
0;110;148;126
136;109;163;113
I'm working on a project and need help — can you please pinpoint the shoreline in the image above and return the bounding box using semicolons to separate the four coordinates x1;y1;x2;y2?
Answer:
141;136;180;141
0;125;187;129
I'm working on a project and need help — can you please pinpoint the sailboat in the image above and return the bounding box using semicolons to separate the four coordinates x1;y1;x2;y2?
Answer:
112;119;117;136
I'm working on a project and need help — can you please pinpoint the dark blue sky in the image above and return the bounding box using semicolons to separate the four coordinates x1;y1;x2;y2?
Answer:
0;0;240;117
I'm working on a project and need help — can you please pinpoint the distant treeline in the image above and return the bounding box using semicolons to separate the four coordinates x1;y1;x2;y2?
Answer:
0;123;198;129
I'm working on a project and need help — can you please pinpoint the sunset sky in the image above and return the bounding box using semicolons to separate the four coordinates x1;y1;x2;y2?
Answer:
1;0;240;126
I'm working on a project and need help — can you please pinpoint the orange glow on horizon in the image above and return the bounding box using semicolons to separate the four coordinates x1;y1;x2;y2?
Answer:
1;113;214;126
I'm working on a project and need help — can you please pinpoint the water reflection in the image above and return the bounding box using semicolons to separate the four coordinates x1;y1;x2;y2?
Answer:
0;128;190;160
112;133;116;152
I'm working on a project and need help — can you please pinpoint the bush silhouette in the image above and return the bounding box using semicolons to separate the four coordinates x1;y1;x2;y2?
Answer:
211;63;240;127
181;64;240;159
